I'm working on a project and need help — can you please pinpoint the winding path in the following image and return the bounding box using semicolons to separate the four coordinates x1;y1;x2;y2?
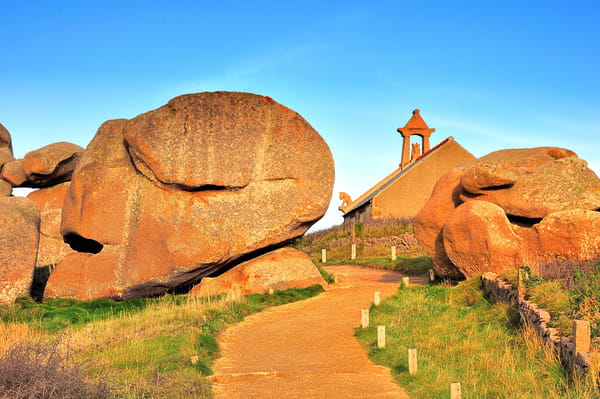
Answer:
209;265;424;398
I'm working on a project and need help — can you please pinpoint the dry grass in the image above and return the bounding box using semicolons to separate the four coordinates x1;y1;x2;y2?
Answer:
0;322;41;355
1;285;324;399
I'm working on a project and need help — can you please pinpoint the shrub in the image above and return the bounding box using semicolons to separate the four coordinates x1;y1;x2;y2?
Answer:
353;222;364;238
0;340;113;399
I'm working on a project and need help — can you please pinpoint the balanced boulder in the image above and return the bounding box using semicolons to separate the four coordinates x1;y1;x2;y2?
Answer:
0;197;40;305
23;142;83;187
190;247;327;297
45;92;334;300
415;147;600;279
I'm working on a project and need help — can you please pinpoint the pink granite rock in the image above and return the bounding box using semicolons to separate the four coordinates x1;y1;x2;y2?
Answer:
190;247;326;297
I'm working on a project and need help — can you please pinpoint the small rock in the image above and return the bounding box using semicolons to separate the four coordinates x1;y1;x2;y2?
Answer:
190;247;327;297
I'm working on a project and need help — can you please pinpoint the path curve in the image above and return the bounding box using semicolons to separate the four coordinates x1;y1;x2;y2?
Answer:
210;265;424;398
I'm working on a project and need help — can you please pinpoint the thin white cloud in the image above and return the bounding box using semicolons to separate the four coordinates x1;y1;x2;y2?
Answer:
166;42;332;96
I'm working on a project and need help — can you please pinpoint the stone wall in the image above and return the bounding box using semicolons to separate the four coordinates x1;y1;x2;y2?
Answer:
481;272;599;377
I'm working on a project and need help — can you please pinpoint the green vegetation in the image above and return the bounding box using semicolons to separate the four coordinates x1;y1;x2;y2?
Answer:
0;296;151;332
356;280;598;398
0;285;324;399
293;217;428;275
339;255;432;275
498;262;600;337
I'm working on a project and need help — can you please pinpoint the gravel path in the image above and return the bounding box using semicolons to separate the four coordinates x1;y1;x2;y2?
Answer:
209;265;424;398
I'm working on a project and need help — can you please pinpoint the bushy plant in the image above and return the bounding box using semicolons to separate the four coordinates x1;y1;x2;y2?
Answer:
0;340;113;399
528;281;573;335
353;222;363;238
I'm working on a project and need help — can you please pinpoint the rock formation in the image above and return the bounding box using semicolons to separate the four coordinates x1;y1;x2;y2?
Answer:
0;197;40;305
190;247;327;297
0;180;11;197
1;159;28;187
27;182;75;267
22;142;83;187
45;92;334;300
414;147;600;279
0;123;14;168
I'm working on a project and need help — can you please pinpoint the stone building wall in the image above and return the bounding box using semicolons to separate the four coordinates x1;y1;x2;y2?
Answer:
371;139;474;220
481;272;599;377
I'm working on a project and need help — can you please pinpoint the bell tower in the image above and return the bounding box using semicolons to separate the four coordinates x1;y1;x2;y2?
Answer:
397;109;435;169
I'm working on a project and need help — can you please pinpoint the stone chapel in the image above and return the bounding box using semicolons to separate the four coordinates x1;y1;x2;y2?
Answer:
339;109;475;224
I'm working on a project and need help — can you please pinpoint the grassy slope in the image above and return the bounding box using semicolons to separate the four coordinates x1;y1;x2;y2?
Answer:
0;286;324;399
356;280;598;398
294;218;432;275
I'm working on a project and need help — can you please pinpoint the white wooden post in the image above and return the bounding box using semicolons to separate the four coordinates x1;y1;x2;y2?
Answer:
374;291;381;306
573;320;591;354
321;248;327;263
450;382;461;399
391;246;397;261
351;243;357;260
402;277;410;288
361;308;369;329
429;269;435;282
377;326;386;348
408;348;417;375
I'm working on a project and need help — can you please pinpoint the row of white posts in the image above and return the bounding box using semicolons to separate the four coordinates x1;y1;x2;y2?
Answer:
362;283;461;398
320;245;399;263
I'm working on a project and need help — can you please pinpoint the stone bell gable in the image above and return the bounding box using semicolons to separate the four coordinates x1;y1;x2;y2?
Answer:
339;110;475;225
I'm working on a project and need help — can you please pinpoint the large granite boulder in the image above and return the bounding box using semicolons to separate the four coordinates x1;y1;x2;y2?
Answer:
415;147;600;279
0;123;14;167
0;197;40;305
45;92;334;300
27;183;74;267
23;142;83;187
190;247;327;297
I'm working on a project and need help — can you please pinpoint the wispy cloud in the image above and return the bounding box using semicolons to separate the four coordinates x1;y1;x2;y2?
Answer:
434;116;547;147
165;41;332;96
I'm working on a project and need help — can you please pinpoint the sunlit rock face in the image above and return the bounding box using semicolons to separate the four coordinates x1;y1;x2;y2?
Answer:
414;147;600;279
0;197;39;305
27;182;75;268
0;122;14;168
190;247;327;297
23;142;83;187
45;92;334;300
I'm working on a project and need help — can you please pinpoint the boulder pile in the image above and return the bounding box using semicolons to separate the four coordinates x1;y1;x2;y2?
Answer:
414;147;600;279
0;93;335;302
0;123;83;304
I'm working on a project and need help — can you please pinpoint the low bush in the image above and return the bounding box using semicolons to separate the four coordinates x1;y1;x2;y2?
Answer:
499;261;600;337
0;340;113;399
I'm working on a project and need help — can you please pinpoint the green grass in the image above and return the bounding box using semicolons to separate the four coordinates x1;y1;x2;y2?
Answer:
0;296;151;332
294;218;429;275
498;263;600;337
1;285;325;399
356;279;598;398
339;255;432;275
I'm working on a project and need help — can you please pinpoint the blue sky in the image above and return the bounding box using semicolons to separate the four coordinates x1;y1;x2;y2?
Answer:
1;1;599;229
